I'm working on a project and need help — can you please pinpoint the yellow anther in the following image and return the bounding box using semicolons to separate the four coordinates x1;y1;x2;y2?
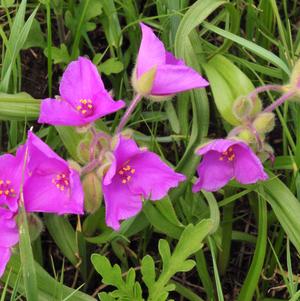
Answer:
81;99;87;104
118;170;124;175
219;157;224;161
62;174;66;178
10;188;14;193
82;110;87;114
122;179;127;184
0;190;3;195
131;169;135;174
56;184;60;188
6;180;11;184
76;105;82;111
60;186;65;191
87;104;93;109
4;190;9;196
0;180;3;185
228;147;233;152
127;176;131;181
64;180;69;185
56;175;61;180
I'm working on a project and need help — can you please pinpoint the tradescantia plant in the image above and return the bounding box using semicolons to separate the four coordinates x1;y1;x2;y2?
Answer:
2;1;300;300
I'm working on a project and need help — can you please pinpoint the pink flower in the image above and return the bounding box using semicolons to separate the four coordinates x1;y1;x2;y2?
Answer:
0;208;18;277
0;148;25;212
102;135;186;230
133;23;209;96
38;57;125;126
193;139;268;192
23;132;84;214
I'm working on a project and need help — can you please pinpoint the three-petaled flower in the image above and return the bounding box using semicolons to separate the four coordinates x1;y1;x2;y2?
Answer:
23;132;84;214
38;57;125;126
102;135;186;230
132;23;209;97
193;139;268;192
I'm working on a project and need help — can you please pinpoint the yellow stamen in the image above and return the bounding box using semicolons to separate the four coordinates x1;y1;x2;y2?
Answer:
122;179;127;184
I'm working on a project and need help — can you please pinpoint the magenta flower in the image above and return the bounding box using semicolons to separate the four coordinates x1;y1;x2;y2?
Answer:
133;23;209;96
23;132;84;214
193;139;268;192
0;148;25;212
0;208;18;277
102;135;186;230
38;57;125;126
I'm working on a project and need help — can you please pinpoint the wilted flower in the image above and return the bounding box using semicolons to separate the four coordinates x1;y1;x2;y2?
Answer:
23;132;84;214
132;23;209;98
193;139;268;192
38;57;125;126
102;135;186;230
0;208;18;277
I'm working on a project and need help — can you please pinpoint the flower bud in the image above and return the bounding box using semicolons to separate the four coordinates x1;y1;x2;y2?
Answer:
237;128;256;144
77;138;91;163
132;65;157;96
27;213;44;242
82;172;102;214
253;112;275;134
232;96;253;121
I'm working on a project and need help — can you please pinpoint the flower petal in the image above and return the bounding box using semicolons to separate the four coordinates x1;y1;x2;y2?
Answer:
38;98;86;126
193;151;234;192
103;178;142;231
0;208;18;248
82;92;125;123
165;51;185;66
60;57;106;106
196;139;239;156
0;247;11;278
137;23;166;77
151;65;209;95
233;144;268;184
128;151;186;200
24;172;83;215
27;132;67;173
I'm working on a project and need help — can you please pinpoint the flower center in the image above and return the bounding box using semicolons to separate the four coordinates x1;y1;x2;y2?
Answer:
76;99;94;117
0;179;15;197
219;147;236;161
52;173;70;191
118;162;136;184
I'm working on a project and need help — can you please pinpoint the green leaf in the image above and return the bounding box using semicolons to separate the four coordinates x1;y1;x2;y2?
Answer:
261;175;300;254
4;254;95;301
204;54;262;126
98;58;124;75
1;0;14;8
141;255;156;289
44;44;71;65
0;92;40;120
44;215;80;267
23;18;46;49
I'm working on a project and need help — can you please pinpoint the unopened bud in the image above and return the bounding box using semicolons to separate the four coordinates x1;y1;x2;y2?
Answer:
77;138;91;163
82;172;102;214
232;96;253;120
253;112;275;134
132;65;157;96
237;128;256;143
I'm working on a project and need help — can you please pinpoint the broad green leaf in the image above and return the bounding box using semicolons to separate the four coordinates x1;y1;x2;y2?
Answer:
0;92;40;120
23;18;46;49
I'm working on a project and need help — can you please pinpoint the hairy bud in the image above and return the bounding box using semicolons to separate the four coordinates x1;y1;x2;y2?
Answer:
253;112;275;134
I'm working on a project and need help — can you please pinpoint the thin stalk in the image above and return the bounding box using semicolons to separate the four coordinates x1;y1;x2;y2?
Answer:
263;91;296;113
247;84;283;100
115;94;142;133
